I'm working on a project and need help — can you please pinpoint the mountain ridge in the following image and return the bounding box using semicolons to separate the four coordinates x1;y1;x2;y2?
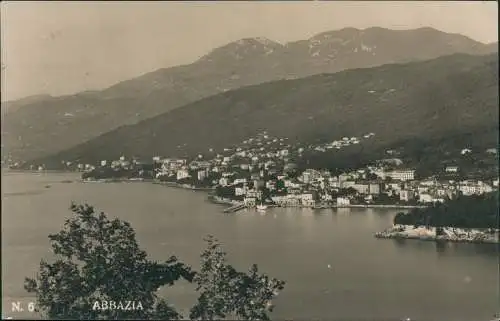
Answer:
30;52;498;170
3;27;498;162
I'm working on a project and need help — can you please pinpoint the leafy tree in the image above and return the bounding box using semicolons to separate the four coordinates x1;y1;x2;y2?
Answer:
190;236;285;321
24;203;194;320
215;185;236;199
275;179;286;191
25;203;285;320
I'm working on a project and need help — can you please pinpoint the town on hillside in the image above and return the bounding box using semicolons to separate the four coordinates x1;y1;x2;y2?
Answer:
7;131;499;211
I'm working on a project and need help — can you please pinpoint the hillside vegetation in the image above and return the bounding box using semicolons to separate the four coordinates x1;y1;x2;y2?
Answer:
2;27;497;161
32;53;498;170
394;192;499;229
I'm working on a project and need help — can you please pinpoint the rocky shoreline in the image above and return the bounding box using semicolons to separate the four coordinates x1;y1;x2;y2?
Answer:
375;225;500;244
331;204;426;209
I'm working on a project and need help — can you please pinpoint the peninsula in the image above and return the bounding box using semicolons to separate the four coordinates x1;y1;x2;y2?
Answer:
375;192;499;244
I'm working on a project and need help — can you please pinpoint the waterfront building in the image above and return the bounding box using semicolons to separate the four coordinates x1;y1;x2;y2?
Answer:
336;197;351;206
243;197;256;207
352;183;370;194
418;193;433;203
235;187;247;196
176;169;190;181
197;170;207;181
369;183;381;195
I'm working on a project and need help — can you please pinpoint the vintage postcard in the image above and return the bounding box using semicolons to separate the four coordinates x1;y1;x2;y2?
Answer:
1;1;498;320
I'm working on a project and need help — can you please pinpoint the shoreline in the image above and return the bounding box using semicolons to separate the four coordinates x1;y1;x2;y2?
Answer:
79;178;426;209
328;204;425;209
81;177;215;191
3;169;77;174
7;172;431;210
375;225;500;244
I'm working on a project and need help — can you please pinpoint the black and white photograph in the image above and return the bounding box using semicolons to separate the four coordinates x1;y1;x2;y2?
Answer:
1;1;499;320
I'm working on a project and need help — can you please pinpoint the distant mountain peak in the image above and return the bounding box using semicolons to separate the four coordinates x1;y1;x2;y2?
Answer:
199;37;283;61
6;26;497;163
310;27;361;40
236;37;281;46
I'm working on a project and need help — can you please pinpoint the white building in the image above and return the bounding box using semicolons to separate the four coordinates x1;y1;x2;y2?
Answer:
329;179;340;189
336;197;351;206
244;197;256;207
111;160;121;168
300;193;314;201
235;187;247;196
418;194;434;203
246;190;262;199
458;182;492;196
234;178;248;185
352;183;370;195
400;190;415;202
266;181;276;190
369;183;381;195
197;170;207;181
176;169;190;181
445;166;459;173
386;170;415;181
338;173;351;182
219;177;229;187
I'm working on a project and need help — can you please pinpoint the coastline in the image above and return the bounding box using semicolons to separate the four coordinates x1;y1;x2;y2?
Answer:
375;224;500;244
81;177;215;191
7;172;428;210
3;169;77;174
80;178;425;209
328;204;425;209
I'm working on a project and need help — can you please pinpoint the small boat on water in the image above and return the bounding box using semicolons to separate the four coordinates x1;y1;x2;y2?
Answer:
44;185;51;188
256;203;267;211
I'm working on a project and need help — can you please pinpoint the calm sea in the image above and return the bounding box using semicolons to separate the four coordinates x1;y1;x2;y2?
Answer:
2;172;499;321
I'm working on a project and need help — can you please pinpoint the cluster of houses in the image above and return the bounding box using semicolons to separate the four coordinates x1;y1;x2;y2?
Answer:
312;133;375;152
13;131;498;210
87;146;498;209
225;166;498;208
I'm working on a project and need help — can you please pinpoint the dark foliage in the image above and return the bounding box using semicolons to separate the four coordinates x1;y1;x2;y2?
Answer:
25;203;285;320
24;203;193;319
393;193;499;229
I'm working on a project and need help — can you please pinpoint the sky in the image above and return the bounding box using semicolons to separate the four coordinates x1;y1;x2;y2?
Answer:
1;1;498;101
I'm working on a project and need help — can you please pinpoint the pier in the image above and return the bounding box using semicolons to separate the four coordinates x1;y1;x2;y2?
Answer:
223;203;246;213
